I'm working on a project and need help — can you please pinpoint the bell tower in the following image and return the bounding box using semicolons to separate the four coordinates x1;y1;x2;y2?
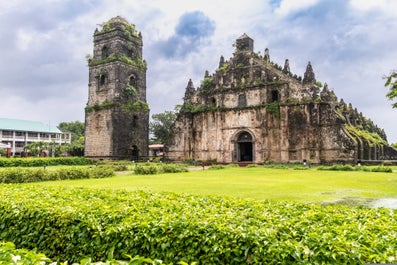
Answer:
84;16;149;160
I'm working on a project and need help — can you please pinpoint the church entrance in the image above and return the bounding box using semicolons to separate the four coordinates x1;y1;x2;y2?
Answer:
237;131;253;162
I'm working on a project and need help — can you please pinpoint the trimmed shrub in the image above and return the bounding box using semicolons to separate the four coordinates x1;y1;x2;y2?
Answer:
134;163;188;175
0;157;94;167
0;167;114;183
208;165;225;170
1;186;397;264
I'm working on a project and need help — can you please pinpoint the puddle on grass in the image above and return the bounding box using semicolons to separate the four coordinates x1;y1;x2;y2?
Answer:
324;197;397;209
370;198;397;209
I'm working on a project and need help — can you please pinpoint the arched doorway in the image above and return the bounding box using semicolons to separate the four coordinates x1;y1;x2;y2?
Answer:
237;131;253;162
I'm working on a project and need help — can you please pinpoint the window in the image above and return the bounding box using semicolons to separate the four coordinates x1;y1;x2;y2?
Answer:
100;75;106;86
132;115;138;127
238;94;247;107
129;75;136;86
210;97;216;106
102;46;109;58
238;131;252;142
271;90;279;102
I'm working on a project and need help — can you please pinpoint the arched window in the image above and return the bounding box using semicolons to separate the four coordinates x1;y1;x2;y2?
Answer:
238;131;252;142
132;115;138;127
271;90;279;102
238;94;247;107
129;75;136;86
210;97;216;106
102;46;109;58
100;75;106;86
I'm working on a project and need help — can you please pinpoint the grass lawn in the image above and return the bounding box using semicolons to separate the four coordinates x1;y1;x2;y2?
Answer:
29;166;397;205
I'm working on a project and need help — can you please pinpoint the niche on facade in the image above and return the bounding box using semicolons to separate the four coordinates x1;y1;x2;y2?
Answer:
271;90;279;102
129;75;137;87
96;70;107;90
132;115;138;127
102;46;109;58
238;94;247;107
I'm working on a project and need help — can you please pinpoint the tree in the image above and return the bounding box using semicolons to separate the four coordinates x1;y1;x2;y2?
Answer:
149;108;179;144
58;121;85;156
58;121;85;142
384;70;397;108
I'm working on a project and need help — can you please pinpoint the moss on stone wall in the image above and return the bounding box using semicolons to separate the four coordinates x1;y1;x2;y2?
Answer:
345;125;387;146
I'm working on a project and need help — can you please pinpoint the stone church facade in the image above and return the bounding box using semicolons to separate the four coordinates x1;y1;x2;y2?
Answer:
84;17;149;160
167;34;396;164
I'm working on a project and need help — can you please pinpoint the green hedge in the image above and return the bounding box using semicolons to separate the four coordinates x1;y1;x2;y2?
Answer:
0;166;114;183
0;242;193;265
1;186;397;264
0;157;94;167
317;164;392;172
134;163;188;175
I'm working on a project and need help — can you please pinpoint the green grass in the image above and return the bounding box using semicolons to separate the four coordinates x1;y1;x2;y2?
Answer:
28;166;397;204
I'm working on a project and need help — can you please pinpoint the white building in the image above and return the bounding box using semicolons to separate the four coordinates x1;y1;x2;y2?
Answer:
0;118;71;157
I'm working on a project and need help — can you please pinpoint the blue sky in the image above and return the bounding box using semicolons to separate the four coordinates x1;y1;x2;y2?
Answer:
1;0;396;143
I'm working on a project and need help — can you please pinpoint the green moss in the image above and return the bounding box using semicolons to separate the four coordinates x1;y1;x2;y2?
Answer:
85;100;149;114
85;100;115;113
120;100;149;112
345;125;387;146
265;101;280;119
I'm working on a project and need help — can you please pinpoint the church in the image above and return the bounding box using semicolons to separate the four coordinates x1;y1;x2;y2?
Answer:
166;33;396;164
83;17;395;163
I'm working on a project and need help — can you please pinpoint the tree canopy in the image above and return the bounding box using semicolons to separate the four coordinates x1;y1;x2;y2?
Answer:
149;108;178;144
385;70;397;108
58;121;85;156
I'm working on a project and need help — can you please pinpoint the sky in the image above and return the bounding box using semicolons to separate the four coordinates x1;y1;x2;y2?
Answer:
1;0;397;143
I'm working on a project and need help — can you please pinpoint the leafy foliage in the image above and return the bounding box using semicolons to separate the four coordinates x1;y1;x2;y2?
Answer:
0;166;114;183
317;164;392;173
134;162;188;174
345;125;387;146
384;70;397;108
0;241;194;264
58;121;85;142
2;186;397;264
0;157;94;167
149;109;178;144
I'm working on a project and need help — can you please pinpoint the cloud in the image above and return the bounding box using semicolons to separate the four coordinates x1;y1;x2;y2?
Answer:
154;11;215;58
0;0;396;143
274;0;320;17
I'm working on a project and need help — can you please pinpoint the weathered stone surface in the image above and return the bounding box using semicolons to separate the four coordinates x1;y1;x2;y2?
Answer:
85;16;149;160
166;34;397;164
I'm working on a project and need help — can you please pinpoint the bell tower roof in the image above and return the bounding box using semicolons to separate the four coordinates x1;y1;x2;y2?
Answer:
235;33;254;52
107;16;130;28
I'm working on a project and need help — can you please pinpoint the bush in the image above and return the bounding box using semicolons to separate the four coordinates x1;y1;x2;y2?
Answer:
1;186;397;264
371;166;393;173
134;163;188;175
317;164;392;173
0;167;114;183
0;241;192;265
0;157;94;167
208;165;225;170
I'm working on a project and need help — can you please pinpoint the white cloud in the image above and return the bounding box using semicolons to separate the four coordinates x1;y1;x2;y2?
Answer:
274;0;320;16
1;0;397;143
349;0;397;15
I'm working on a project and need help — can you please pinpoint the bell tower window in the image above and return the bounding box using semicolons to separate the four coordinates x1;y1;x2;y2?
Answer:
129;75;136;86
102;46;109;58
100;75;106;86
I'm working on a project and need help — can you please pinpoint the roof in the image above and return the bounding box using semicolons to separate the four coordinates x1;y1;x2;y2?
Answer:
0;118;62;133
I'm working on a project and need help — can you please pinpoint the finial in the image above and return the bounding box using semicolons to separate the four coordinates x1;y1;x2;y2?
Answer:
303;61;316;84
264;48;270;62
283;59;290;74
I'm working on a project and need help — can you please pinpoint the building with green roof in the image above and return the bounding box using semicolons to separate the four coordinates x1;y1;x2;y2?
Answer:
0;118;71;157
